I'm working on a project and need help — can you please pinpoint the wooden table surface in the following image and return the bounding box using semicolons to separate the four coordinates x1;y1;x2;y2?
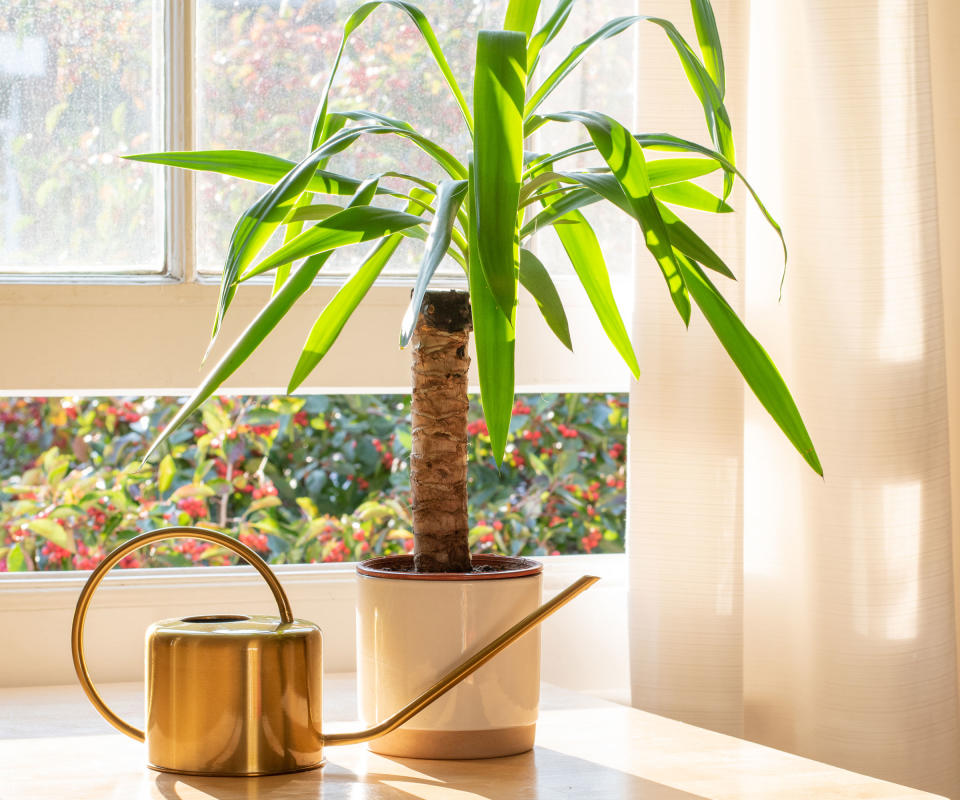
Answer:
0;676;944;800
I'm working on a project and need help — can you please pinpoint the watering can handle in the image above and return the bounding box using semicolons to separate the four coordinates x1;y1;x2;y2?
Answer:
70;525;294;742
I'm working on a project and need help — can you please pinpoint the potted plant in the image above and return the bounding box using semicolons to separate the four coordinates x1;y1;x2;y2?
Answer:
130;0;821;758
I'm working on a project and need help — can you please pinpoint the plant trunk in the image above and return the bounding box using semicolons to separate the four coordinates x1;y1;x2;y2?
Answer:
410;290;472;572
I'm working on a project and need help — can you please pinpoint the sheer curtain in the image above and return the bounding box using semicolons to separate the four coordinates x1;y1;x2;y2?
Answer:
626;1;960;797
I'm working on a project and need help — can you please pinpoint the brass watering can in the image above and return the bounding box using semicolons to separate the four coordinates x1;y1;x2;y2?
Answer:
71;526;597;776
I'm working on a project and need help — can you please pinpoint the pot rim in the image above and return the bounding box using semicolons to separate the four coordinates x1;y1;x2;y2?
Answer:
356;553;543;581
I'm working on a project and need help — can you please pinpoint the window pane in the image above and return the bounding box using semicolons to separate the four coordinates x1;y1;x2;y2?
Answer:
0;1;163;273
0;393;626;570
529;0;637;283
195;0;635;279
196;0;502;275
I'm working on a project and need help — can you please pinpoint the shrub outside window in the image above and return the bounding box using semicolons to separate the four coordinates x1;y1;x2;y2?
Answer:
0;393;628;572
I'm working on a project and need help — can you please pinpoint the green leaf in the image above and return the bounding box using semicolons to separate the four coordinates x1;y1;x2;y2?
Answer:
654;181;731;213
26;518;75;554
525;16;639;119
284;204;343;223
329;109;415;132
139;130;465;354
690;0;725;99
519;159;720;238
124;150;373;195
207;127;369;346
394;186;469;267
310;0;473;145
529;134;784;268
7;543;25;572
469;164;515;468
126;150;297;184
548;169;730;218
287;236;403;393
275;191;317;295
284;187;434;225
473;29;527;319
309;110;348;156
519;248;572;350
647;157;721;186
170;483;216;502
554;449;579;477
524;7;737;194
349;175;382;208
143;252;334;464
400;179;469;347
157;454;176;495
520;188;592;239
547;201;640;378
543;112;690;326
326;112;467;179
643;16;735;198
504;0;541;36
527;0;574;73
523;113;550;137
656;201;734;279
675;251;821;475
202;403;231;435
242;206;425;281
248;496;283;513
636;133;787;269
530;129;792;287
519;170;577;203
284;184;423;392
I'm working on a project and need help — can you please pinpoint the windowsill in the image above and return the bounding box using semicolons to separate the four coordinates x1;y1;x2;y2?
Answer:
0;554;629;699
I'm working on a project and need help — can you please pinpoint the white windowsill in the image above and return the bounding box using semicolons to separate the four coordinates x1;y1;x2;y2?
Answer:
0;553;629;702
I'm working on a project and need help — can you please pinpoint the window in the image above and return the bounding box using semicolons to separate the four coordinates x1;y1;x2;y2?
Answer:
1;0;635;394
0;1;163;274
0;2;634;692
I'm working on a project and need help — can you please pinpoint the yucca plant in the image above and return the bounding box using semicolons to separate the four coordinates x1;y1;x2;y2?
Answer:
132;0;821;572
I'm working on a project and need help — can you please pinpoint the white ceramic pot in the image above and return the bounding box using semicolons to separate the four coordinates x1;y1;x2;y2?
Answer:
356;554;543;759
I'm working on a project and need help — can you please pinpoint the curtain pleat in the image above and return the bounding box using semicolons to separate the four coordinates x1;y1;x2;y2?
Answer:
628;0;750;738
627;1;960;796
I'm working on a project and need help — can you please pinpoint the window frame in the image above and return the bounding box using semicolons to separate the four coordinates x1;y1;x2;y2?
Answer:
0;1;633;395
0;1;635;698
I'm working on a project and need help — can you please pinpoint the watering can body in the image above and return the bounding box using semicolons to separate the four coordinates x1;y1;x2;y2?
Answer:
71;526;597;777
145;614;323;775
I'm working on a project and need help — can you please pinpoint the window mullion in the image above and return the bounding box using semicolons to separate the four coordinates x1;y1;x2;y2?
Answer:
164;0;196;283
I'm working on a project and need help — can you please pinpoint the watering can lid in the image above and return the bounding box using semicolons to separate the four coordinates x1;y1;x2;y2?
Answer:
149;614;319;638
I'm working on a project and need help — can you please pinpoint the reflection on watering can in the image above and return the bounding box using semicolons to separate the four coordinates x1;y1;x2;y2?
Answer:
71;526;598;776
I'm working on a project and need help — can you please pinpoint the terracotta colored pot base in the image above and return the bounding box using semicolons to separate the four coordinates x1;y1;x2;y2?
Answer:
368;723;536;760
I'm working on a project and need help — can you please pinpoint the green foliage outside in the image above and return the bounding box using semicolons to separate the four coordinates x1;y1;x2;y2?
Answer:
0;393;626;572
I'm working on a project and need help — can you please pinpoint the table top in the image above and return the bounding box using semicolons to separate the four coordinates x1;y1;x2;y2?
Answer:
0;676;944;800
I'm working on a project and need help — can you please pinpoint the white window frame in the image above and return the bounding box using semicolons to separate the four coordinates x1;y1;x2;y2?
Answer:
0;0;630;394
0;0;634;698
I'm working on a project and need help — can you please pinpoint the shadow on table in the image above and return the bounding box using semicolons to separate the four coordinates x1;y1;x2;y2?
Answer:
152;746;706;799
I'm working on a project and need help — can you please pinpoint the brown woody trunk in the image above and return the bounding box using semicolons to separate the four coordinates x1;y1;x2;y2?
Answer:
410;290;472;572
